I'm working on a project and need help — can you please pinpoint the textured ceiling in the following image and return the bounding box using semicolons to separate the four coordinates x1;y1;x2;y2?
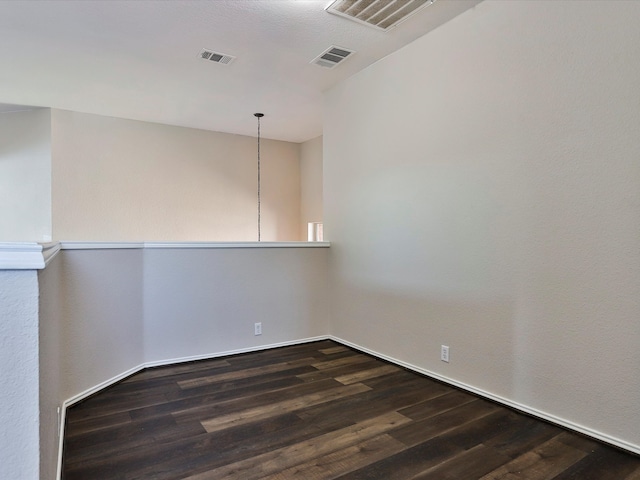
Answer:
0;0;481;142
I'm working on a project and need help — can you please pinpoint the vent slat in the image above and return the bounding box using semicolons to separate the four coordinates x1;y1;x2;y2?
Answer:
335;0;359;13
347;0;377;17
368;0;409;25
329;47;352;58
321;53;345;63
357;0;396;22
378;0;429;29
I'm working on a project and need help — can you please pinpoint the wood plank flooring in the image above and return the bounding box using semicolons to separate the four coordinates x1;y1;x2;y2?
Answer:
62;340;640;479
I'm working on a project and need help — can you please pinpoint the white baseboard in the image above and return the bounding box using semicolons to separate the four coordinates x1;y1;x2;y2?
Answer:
56;363;146;480
328;335;640;456
55;402;68;480
63;364;147;408
143;335;330;370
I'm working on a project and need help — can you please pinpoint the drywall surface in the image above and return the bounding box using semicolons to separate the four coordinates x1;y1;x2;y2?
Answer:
325;0;640;450
59;249;144;398
0;270;40;479
51;110;301;241
300;135;323;239
52;245;328;391
0;108;51;242
38;253;64;479
143;247;329;363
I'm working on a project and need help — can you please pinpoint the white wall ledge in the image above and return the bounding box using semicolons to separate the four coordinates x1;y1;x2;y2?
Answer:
62;241;330;249
0;241;329;269
0;242;60;270
61;242;144;250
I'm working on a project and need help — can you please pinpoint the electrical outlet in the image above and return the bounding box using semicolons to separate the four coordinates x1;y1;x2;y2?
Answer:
254;322;262;336
441;345;450;363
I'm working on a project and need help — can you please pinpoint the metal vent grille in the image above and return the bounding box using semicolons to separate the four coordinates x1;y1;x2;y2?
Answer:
326;0;436;31
199;49;235;65
311;46;355;69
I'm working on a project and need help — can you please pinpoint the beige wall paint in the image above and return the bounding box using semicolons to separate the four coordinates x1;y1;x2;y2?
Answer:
0;108;51;242
143;247;329;363
52;110;301;241
37;245;328;399
300;135;323;240
325;0;640;450
58;249;145;400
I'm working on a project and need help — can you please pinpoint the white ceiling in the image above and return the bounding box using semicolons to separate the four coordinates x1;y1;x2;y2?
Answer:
0;0;480;142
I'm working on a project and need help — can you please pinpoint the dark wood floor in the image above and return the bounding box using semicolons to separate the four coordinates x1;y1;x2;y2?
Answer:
63;340;640;479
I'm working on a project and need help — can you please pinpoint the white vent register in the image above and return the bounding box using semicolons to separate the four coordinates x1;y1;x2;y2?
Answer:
200;49;235;65
311;46;355;68
326;0;436;31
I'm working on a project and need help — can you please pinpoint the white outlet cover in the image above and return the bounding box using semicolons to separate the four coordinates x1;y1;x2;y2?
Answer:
441;345;450;363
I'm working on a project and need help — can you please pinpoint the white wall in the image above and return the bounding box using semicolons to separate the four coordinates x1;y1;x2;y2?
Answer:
300;136;323;239
144;246;329;363
0;108;51;242
0;270;40;479
325;0;640;451
58;249;145;399
38;253;64;480
51;110;302;241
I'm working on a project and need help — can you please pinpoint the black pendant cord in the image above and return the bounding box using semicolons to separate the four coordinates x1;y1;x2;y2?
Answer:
254;113;264;242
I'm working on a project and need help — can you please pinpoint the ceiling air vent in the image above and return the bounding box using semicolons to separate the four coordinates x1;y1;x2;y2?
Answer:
311;45;355;69
326;0;436;31
199;49;235;65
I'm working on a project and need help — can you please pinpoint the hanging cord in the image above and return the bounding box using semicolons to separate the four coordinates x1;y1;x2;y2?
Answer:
254;113;264;242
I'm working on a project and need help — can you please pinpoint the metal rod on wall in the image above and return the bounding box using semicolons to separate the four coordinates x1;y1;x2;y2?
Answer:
254;113;264;242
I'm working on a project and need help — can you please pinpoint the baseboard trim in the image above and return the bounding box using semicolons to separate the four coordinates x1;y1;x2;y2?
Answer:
328;335;640;456
56;335;331;479
143;336;330;370
56;363;146;480
63;364;146;408
56;404;65;480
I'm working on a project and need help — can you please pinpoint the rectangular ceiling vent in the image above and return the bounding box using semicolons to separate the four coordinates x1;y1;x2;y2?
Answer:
199;49;235;65
311;46;355;69
326;0;436;31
